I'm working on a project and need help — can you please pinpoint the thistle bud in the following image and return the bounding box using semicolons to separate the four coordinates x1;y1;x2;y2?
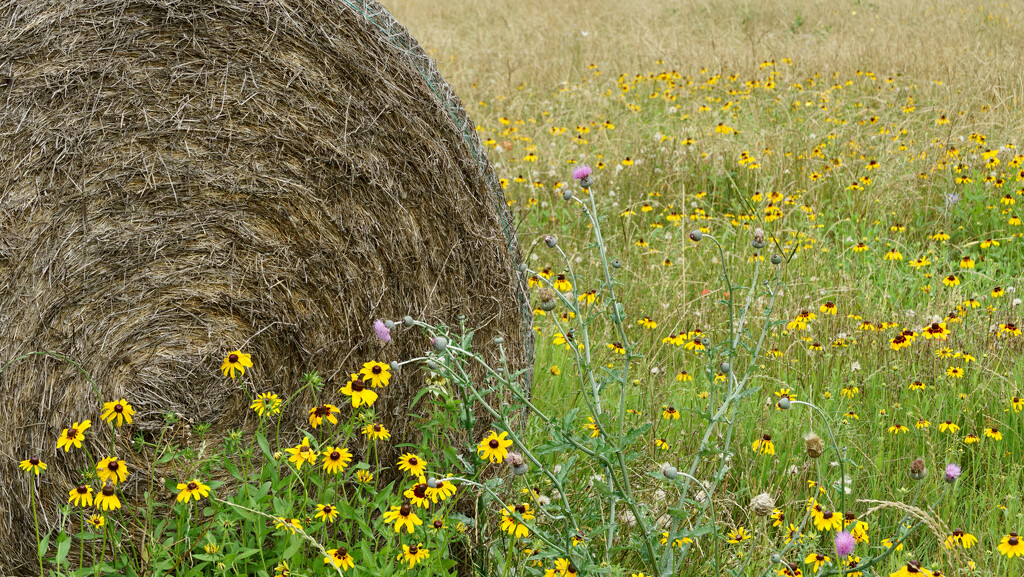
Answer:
752;227;766;249
804;432;825;459
545;235;558;248
403;315;414;327
426;477;438;488
771;254;783;265
611;258;622;269
689;229;703;242
580;175;593;188
389;361;400;373
508;452;528;476
562;190;574;201
909;458;926;480
432;336;448;352
749;492;775;517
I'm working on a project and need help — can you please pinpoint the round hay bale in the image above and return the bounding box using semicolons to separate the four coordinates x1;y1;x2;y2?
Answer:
0;0;532;571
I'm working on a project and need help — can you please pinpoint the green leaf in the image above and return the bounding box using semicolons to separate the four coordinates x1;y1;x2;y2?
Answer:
55;533;72;566
38;532;50;557
256;432;274;462
281;536;302;560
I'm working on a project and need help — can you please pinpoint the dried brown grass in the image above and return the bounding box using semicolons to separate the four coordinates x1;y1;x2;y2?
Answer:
0;0;531;572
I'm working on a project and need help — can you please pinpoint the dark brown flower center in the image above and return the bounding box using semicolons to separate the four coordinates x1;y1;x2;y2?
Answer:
433;520;443;529
372;365;382;374
489;439;499;448
373;424;382;432
762;434;772;441
515;504;526;514
351;380;365;392
76;485;88;494
845;512;855;521
323;505;332;514
187;482;197;490
991;428;999;433
229;354;239;363
408;545;418;554
568;565;577;575
816;555;824;561
330;451;340;460
338;546;347;557
315;405;329;417
67;428;78;437
108;461;120;471
400;504;411;516
931;322;940;330
413;484;427;498
822;511;833;520
1010;536;1020;546
102;485;114;496
408;456;418;466
114;404;123;413
29;457;39;465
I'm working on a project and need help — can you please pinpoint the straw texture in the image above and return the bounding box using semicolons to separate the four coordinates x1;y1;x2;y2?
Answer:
0;0;531;571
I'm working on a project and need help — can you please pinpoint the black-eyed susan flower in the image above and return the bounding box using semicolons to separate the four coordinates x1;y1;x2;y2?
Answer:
887;423;909;435
959;255;975;268
315;503;339;524
770;509;785;527
583;417;600;437
654;438;669;450
942;274;960;287
87;514;104;529
308;404;339;429
638;316;657;329
356;469;373;484
662;406;680;420
944;529;977;549
752;434;775;455
275;518;303;534
69;484;94;507
999;533;1024;558
726;527;751;543
659;532;693;548
340;375;378;408
964;434;980;444
285;437;318;470
95;483;121;511
985;427;1003;440
813;508;843;532
361;423;391;441
176;479;210;503
606;342;625;354
993;286;1006;297
425;478;456;503
804;553;830;572
883;249;902;261
323;547;354;571
946;366;964;379
890;561;929;576
915;419;930;430
96;457;128;485
101;399;135;427
820;301;837;315
383;504;422;534
359;361;391;388
553;274;572;292
1000;322;1021;337
404;483;432;509
923;322;949;340
500;504;534;538
676;370;692;382
398;543;430;568
250;392;281;417
1012;397;1023;412
56;420;91;452
477;430;514;463
321;446;352;474
397;453;427;478
220;350;253;378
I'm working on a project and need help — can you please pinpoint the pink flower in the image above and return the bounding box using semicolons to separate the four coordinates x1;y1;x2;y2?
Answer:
835;532;855;557
373;319;391;343
571;164;592;180
945;463;961;483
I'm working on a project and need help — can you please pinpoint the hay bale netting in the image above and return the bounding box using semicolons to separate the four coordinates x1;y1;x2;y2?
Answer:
0;0;533;570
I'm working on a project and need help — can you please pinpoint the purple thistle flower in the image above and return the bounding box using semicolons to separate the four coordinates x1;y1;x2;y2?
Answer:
572;164;592;181
373;319;391;343
834;532;856;557
945;463;961;483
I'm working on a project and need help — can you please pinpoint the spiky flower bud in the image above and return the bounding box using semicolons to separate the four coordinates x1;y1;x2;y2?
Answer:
771;254;783;265
909;458;926;480
804;432;825;459
749;492;775;516
545;235;558;248
689;229;703;242
752;227;766;249
508;452;528;476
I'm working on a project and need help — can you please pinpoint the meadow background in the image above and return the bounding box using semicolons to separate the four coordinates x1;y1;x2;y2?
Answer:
382;0;1024;574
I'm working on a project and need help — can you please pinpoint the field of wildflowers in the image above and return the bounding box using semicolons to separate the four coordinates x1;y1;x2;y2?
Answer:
9;0;1024;575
